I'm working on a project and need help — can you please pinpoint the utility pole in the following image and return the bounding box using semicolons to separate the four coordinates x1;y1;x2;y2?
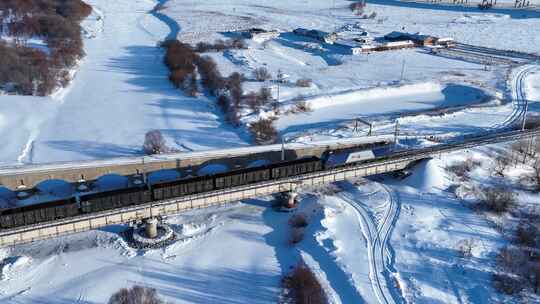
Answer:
276;69;284;103
281;138;285;161
394;120;400;148
522;97;529;131
400;59;406;82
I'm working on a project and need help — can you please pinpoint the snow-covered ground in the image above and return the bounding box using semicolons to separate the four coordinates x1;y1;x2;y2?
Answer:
0;202;290;303
0;0;248;166
1;0;540;303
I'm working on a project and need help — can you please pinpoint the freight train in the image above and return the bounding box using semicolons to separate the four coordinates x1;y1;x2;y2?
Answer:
0;141;391;230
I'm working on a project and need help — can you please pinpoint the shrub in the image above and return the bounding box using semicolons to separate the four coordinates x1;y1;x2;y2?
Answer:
108;285;164;304
479;187;516;214
249;119;278;144
296;78;312;87
142;130;169;155
349;1;366;15
446;158;480;180
194;38;246;53
244;92;263;111
294;99;312;113
196;56;224;96
282;263;326;304
227;72;243;107
457;239;475;258
253;67;271;81
515;222;539;247
493;273;524;295
493;153;510;177
289;213;308;228
290;228;305;244
259;87;272;104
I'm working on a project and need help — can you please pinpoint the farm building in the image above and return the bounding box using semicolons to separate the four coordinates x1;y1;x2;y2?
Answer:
242;28;280;42
384;31;436;46
334;40;364;55
436;37;456;47
383;40;415;50
293;28;338;44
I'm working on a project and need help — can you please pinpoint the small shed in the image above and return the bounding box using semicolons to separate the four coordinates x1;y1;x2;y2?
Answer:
293;28;338;44
436;37;456;47
243;28;280;42
334;40;363;55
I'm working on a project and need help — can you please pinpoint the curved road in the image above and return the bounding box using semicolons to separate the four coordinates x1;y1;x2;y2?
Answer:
339;182;400;304
491;64;537;130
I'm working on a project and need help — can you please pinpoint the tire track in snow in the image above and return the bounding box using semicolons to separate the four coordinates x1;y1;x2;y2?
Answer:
338;182;400;304
490;64;536;130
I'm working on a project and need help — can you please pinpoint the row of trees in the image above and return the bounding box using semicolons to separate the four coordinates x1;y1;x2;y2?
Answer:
194;38;246;53
162;39;281;145
0;0;91;95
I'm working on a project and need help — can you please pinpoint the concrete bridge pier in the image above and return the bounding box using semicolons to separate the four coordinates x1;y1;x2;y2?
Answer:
145;218;158;239
280;190;299;209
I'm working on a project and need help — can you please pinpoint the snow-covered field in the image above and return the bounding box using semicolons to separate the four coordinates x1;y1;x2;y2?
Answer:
0;0;248;166
1;0;540;303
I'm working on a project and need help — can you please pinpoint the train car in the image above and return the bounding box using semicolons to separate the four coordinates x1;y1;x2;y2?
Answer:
152;176;214;201
271;157;323;179
323;144;391;169
0;198;78;229
214;166;271;189
80;186;151;213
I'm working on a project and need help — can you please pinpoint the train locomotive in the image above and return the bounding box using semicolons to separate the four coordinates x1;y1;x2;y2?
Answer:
0;141;391;230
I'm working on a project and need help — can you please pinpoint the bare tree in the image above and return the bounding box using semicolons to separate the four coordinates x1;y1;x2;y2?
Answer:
511;140;530;164
493;153;510;177
296;78;312;87
457;239;476;258
143;130;169;155
282;263;327;304
253;67;271;82
259;87;272;104
227;72;243;107
249;118;278;144
479;187;516;214
524;159;540;191
108;285;164;304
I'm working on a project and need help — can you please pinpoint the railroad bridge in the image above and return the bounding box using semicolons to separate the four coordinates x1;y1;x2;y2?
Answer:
0;136;395;191
0;129;539;247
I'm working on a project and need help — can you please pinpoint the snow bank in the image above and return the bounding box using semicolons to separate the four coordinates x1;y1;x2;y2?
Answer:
402;159;447;192
305;82;443;111
1;256;32;281
526;71;540;102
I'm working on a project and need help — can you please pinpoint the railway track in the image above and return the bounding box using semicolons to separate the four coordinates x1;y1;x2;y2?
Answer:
454;43;540;63
433;48;519;65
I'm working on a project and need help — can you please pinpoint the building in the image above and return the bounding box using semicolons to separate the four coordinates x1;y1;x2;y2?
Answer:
383;40;415;50
334;39;364;55
436;37;456;47
384;31;436;46
293;28;338;44
242;28;280;42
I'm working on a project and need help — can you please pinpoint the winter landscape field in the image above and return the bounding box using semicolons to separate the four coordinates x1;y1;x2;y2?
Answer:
1;0;540;303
